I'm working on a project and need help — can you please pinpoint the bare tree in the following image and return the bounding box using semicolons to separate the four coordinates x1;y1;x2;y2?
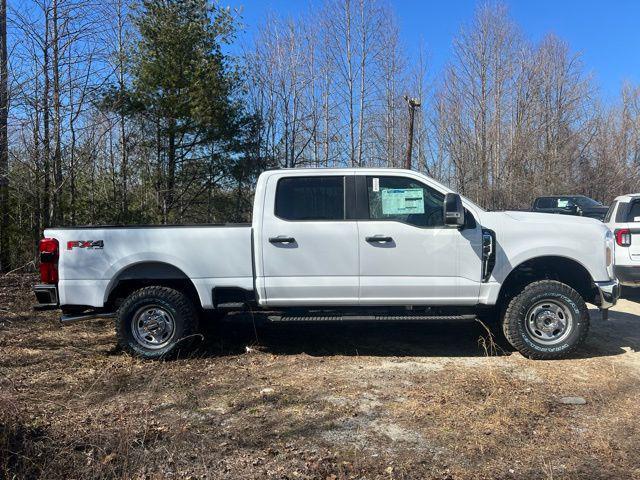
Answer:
3;0;640;270
0;0;7;270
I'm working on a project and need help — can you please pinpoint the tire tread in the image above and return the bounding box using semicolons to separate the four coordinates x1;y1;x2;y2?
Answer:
115;286;199;359
502;280;589;360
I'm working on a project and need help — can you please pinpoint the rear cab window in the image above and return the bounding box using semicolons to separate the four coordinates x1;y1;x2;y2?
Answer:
275;176;345;221
535;198;549;209
535;197;558;209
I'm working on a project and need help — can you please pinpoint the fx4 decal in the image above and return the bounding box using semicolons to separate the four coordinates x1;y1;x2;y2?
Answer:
67;240;104;250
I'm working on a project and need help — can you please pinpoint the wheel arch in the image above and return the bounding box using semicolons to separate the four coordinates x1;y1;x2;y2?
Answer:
497;255;597;308
104;261;203;310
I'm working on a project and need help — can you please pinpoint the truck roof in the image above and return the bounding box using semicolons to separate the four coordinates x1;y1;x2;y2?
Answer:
535;194;591;199
266;167;417;174
613;193;640;202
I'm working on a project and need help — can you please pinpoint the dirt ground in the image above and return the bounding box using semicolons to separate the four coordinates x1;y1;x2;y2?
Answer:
1;274;640;479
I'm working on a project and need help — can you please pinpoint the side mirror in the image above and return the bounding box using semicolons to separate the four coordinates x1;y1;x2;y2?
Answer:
444;193;465;228
565;205;579;215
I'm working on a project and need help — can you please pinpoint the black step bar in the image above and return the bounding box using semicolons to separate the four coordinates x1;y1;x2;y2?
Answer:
60;311;116;324
268;313;477;322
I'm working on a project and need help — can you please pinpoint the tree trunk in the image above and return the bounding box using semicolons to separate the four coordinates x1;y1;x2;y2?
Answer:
0;0;8;270
356;0;366;167
52;0;63;225
117;0;128;221
165;119;176;223
42;10;51;228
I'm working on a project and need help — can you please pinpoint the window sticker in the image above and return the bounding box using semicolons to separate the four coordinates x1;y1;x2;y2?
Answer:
381;188;425;215
634;217;640;222
372;177;379;192
557;199;569;208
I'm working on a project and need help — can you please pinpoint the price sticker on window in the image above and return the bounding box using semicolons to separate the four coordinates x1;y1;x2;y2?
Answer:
381;188;425;214
372;178;379;192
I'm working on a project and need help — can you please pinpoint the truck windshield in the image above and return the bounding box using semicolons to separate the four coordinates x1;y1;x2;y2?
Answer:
574;197;602;208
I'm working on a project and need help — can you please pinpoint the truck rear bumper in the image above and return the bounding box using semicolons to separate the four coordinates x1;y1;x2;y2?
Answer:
33;284;59;311
594;279;620;309
614;265;640;286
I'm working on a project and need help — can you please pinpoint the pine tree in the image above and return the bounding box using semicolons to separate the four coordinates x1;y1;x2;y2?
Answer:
129;0;244;222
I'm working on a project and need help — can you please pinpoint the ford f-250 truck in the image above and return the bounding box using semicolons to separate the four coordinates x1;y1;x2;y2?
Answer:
33;168;619;360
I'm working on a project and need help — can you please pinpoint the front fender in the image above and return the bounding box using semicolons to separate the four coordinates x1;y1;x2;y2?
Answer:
480;211;610;284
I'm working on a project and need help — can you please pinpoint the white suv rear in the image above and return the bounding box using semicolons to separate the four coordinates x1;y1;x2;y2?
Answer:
605;194;640;285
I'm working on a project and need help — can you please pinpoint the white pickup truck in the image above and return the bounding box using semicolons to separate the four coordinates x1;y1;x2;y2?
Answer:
34;168;619;360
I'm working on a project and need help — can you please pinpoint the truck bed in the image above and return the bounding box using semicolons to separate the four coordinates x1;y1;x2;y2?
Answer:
46;224;253;308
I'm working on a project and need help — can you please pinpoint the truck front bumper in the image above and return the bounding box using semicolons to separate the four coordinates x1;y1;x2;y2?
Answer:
594;279;620;309
33;284;59;311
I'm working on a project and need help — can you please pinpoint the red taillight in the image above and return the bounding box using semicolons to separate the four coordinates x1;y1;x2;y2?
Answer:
615;228;631;247
39;238;59;284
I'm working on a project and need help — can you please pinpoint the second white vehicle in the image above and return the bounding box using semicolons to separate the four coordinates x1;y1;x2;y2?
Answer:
605;194;640;286
34;168;619;360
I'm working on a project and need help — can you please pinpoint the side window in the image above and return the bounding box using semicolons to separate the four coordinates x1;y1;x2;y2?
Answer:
366;176;444;227
555;197;574;208
536;198;554;209
604;201;617;223
275;176;345;221
627;201;640;223
615;202;630;223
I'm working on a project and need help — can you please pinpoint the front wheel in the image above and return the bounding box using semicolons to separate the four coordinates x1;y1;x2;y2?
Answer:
502;280;590;360
116;286;200;359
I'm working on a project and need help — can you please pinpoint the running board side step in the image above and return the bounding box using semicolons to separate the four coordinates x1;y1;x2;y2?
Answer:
60;311;116;324
268;313;477;322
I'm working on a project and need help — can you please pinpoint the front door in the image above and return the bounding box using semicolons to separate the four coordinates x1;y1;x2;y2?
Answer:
259;173;359;306
357;174;482;305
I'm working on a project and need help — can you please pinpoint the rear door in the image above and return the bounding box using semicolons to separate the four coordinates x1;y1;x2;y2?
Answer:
259;173;359;306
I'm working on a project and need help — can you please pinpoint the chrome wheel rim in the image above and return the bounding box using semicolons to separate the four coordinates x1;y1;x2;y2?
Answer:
525;300;573;345
132;305;176;349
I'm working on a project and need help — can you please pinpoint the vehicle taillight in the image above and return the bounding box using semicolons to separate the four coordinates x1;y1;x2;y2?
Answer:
614;228;631;247
39;238;59;284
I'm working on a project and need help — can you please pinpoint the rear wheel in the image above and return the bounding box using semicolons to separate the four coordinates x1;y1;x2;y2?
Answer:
116;286;199;359
502;280;589;360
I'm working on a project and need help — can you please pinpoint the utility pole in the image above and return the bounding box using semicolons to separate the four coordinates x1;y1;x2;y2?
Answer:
404;96;421;170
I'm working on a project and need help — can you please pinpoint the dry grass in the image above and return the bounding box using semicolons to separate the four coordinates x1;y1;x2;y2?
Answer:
1;274;640;479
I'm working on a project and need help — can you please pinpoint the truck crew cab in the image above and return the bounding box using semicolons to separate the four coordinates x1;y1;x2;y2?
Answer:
532;195;609;221
34;169;619;360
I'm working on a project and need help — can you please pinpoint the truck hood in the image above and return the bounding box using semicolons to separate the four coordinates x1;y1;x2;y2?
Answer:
500;210;603;225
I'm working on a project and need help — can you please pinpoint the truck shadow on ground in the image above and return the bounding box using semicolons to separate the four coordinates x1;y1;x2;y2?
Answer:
199;316;510;358
578;308;640;359
622;286;640;303
194;304;640;359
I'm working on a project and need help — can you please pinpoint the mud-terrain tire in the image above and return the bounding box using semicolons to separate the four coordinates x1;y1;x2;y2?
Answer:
116;286;199;359
502;280;589;360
